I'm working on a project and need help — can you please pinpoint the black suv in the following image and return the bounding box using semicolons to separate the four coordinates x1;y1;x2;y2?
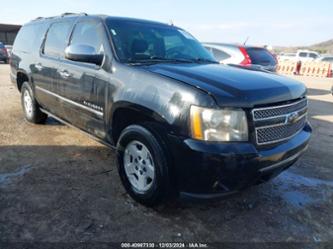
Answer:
10;13;311;206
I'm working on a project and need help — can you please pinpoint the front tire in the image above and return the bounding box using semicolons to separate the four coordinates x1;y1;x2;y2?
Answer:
21;82;47;124
116;124;171;206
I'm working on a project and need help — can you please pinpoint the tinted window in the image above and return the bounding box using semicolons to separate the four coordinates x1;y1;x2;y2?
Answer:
70;20;104;54
309;53;318;59
43;21;72;57
106;20;216;63
299;52;307;57
246;48;276;65
322;57;333;62
13;23;48;53
211;48;230;61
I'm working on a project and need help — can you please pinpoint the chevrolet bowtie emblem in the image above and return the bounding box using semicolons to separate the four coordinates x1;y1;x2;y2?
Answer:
286;112;300;124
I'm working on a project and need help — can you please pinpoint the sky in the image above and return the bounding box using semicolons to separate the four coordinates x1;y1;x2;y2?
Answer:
1;0;333;47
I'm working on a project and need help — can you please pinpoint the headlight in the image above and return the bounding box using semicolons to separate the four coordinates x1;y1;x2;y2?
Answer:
190;106;248;141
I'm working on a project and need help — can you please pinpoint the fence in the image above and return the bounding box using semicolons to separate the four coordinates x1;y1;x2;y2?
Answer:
277;60;332;78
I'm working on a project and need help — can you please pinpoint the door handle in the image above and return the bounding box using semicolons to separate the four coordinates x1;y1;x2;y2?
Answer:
35;63;43;71
59;70;71;79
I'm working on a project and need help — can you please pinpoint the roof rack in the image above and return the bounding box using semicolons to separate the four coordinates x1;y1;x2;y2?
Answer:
32;13;88;21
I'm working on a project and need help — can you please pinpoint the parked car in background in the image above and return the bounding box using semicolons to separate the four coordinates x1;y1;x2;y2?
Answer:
278;52;296;61
5;45;13;58
203;43;277;72
295;50;320;62
279;50;320;62
0;42;9;64
317;55;333;63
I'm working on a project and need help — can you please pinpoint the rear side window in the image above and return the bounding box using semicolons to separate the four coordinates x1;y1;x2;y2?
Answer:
246;48;276;65
43;21;73;58
210;48;230;61
70;20;104;54
13;23;48;53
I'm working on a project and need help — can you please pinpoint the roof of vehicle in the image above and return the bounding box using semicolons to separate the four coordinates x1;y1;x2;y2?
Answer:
297;49;319;54
28;13;171;28
105;16;170;27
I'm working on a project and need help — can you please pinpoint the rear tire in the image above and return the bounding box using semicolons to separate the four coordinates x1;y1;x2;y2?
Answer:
21;82;47;124
116;124;172;206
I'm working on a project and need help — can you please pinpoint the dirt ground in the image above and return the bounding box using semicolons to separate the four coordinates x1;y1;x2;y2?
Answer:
0;64;332;246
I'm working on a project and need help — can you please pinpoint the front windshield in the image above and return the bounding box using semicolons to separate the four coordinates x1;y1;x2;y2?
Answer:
106;19;217;64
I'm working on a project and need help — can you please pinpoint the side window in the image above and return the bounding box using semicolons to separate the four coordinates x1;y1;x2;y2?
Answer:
211;48;230;61
309;53;318;59
13;23;48;53
70;21;104;54
299;52;307;57
43;21;72;58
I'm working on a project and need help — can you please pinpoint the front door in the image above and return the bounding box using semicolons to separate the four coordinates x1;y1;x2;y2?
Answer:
57;19;108;139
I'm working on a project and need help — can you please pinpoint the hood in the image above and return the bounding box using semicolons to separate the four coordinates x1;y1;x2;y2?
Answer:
144;63;306;108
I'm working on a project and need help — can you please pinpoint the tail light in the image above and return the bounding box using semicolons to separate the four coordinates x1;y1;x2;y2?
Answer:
239;47;252;65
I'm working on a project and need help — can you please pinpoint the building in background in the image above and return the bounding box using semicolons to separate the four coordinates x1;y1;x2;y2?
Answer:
0;24;21;45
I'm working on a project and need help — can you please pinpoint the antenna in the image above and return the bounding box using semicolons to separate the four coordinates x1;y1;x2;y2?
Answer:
243;36;250;46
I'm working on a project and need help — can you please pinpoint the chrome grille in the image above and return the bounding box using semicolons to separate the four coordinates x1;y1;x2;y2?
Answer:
252;98;308;145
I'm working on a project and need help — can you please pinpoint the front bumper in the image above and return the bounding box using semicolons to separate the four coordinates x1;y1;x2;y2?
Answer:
169;122;312;198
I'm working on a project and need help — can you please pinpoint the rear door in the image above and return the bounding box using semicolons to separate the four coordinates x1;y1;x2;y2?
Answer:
246;47;277;72
34;20;74;116
57;18;108;138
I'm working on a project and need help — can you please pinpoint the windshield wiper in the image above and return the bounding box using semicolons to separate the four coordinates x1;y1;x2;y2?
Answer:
127;57;195;65
150;56;195;63
127;57;218;65
190;58;219;64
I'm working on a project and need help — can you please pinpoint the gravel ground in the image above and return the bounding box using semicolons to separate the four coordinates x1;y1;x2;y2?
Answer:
0;64;332;247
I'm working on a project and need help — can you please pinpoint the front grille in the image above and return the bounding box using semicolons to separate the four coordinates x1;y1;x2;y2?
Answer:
252;98;308;145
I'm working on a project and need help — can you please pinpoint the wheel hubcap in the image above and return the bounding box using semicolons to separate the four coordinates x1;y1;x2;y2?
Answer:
123;140;155;193
23;90;33;117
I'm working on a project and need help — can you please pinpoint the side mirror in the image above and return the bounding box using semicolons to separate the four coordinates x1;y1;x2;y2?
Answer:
65;44;104;66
